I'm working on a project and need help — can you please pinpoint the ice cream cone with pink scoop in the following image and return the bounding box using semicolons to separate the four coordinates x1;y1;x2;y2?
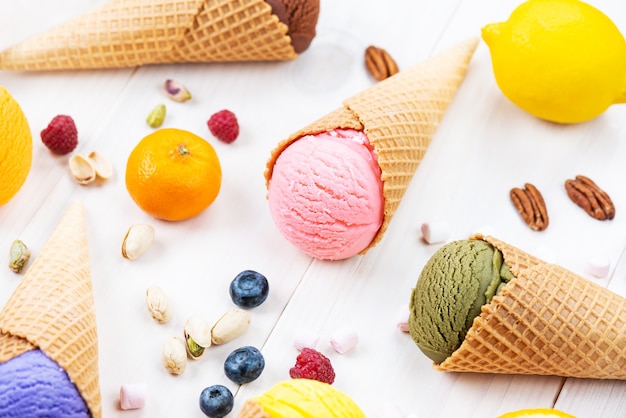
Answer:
265;38;479;260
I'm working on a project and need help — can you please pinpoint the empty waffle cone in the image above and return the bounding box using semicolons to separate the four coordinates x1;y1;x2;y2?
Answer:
237;399;270;418
265;37;479;253
0;0;307;71
436;234;626;379
0;201;101;416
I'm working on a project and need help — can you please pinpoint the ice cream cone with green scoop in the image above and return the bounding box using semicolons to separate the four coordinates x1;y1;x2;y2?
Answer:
409;234;626;380
482;0;626;124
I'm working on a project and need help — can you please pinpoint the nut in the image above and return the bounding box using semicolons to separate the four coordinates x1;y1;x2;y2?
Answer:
164;79;191;102
146;286;173;324
121;224;155;260
146;104;166;128
365;45;399;81
162;336;187;375
9;239;30;273
210;309;251;345
565;175;615;220
69;154;96;185
87;151;113;180
184;316;212;359
510;183;549;231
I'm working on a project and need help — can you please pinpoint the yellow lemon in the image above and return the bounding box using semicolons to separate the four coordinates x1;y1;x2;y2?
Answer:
498;408;576;418
482;0;626;123
0;86;32;205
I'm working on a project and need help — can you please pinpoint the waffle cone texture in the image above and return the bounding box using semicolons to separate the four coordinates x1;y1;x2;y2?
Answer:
265;37;479;253
0;201;101;416
437;234;626;379
237;399;270;418
0;0;299;71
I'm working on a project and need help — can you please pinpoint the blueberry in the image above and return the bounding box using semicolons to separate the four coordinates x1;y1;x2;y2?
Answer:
224;346;265;384
229;270;269;308
199;385;234;418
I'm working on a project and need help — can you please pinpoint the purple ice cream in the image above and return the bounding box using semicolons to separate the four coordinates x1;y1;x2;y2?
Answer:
0;349;90;416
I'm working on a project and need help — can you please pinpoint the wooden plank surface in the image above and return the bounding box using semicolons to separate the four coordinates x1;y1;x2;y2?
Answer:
1;0;626;417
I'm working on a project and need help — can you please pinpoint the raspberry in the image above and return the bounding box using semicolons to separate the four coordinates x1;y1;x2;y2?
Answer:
289;347;335;384
207;110;239;143
41;115;78;155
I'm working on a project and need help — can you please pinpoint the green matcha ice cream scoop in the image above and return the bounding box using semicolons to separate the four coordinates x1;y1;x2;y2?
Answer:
409;239;514;363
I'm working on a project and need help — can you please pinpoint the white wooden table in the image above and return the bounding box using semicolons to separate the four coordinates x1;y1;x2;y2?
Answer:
2;1;626;417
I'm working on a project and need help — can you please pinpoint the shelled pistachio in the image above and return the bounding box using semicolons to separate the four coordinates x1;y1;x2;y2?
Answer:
164;79;191;102
9;239;30;273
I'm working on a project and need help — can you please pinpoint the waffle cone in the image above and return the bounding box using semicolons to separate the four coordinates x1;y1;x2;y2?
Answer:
0;201;101;416
265;37;479;253
237;399;270;418
0;0;298;71
436;234;626;379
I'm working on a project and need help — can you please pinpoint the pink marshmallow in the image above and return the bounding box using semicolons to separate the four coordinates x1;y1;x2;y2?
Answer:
396;304;410;333
119;383;147;410
330;327;359;354
420;220;451;244
587;255;610;278
293;331;320;351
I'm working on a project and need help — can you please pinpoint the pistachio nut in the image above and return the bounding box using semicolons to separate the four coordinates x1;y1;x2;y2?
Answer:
162;336;187;375
9;239;30;273
146;104;166;128
184;316;212;359
210;308;251;345
69;154;96;185
164;79;192;102
121;224;155;260
146;286;173;324
87;151;113;180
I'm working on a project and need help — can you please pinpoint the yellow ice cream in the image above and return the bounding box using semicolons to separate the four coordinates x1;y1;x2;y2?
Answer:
248;379;365;417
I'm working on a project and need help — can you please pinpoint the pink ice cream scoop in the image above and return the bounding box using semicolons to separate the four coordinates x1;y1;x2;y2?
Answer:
267;129;384;260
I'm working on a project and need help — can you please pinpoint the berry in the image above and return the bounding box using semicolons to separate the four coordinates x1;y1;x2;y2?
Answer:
199;385;234;418
224;346;265;384
289;347;335;384
207;109;239;143
229;270;269;309
40;115;78;155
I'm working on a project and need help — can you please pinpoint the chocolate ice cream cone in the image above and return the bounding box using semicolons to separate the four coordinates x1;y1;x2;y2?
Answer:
0;201;101;416
265;37;479;253
436;234;626;379
0;0;319;71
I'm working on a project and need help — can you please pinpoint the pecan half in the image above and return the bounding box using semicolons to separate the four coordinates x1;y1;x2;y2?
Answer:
564;175;615;220
510;183;549;231
365;46;399;81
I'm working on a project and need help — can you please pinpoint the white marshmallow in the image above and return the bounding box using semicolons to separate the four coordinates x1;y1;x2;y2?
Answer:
293;331;319;351
119;383;147;410
329;326;359;354
396;304;410;333
375;402;404;418
587;255;610;278
420;221;451;244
